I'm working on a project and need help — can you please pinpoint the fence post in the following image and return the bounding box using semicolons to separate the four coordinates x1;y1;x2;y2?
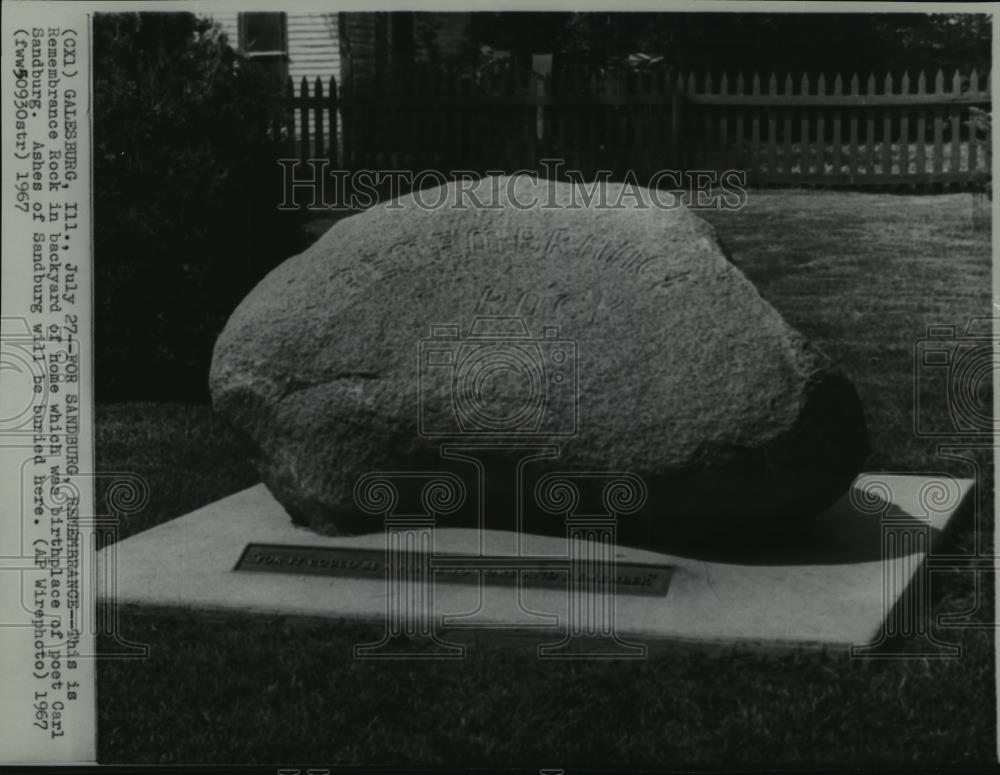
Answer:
799;72;810;177
299;77;311;177
883;73;894;178
969;69;979;175
313;76;325;163
734;73;745;175
606;67;621;177
950;69;963;181
702;72;714;172
767;73;778;179
687;71;698;173
848;73;859;179
865;73;877;175
783;73;793;176
750;72;761;181
916;71;927;177
718;73;730;173
831;74;843;178
670;72;682;172
527;68;540;170
815;74;826;181
284;76;296;160
340;56;354;170
328;75;339;169
900;71;911;184
932;70;945;179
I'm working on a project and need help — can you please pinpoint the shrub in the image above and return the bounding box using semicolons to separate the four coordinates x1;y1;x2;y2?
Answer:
94;12;309;402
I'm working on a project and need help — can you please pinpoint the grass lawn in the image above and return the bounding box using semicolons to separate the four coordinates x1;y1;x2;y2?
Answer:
96;190;994;765
716;139;989;176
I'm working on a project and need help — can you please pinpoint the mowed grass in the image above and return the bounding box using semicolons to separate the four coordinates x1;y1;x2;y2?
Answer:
710;190;991;475
97;190;994;765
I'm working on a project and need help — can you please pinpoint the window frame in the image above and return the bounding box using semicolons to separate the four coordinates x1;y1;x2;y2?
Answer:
237;12;289;91
238;12;289;61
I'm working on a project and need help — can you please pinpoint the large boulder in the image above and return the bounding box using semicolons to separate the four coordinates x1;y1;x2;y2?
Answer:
210;175;868;546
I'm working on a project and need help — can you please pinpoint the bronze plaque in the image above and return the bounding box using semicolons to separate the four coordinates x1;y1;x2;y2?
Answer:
235;543;673;597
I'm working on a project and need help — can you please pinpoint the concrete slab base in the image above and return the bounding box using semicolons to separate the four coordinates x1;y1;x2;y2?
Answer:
97;474;974;652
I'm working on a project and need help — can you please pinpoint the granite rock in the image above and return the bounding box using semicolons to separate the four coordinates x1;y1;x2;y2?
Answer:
210;175;868;543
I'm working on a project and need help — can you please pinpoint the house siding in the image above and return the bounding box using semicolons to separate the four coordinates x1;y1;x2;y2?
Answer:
204;11;341;153
207;12;341;87
287;13;341;86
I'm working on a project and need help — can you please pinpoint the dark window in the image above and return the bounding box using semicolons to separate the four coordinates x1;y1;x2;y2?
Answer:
239;12;288;93
241;12;286;53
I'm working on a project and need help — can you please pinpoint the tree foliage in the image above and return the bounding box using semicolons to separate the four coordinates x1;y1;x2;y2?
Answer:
94;12;308;401
470;12;990;78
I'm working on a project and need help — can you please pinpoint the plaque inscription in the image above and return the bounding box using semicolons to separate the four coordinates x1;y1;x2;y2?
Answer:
235;543;673;597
